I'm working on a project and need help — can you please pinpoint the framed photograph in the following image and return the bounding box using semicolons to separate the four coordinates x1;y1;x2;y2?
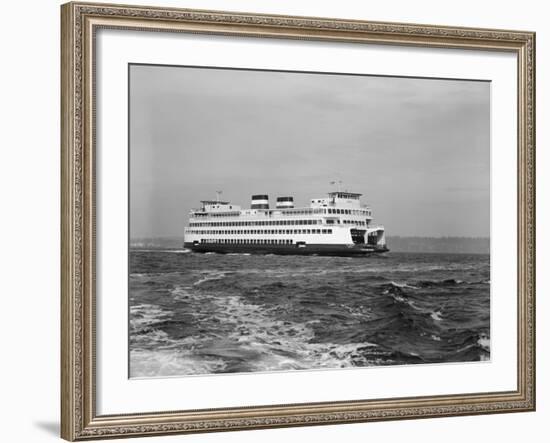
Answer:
61;2;536;440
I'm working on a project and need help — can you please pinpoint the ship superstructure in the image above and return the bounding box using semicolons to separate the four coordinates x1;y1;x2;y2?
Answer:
183;192;388;256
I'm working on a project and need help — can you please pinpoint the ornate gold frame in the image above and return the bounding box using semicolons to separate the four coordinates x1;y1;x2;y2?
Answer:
61;2;536;440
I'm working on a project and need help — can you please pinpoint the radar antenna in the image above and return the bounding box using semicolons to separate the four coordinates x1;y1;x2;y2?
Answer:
215;190;222;203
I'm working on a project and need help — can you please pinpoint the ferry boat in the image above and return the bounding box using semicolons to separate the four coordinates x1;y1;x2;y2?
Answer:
183;191;388;256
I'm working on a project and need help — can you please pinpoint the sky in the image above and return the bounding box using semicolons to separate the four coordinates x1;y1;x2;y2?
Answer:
129;64;490;239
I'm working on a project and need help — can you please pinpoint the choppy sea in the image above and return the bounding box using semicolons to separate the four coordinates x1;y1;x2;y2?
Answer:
129;250;490;378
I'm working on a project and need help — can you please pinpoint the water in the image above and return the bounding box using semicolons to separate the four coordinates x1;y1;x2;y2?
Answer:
129;250;490;378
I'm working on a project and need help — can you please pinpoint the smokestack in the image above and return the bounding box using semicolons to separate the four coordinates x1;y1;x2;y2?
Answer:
276;196;294;209
251;194;269;209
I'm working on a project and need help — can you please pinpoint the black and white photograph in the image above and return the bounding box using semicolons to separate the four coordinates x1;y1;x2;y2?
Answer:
129;64;490;378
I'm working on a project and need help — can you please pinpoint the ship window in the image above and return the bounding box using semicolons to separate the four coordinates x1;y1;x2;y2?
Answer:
328;229;333;234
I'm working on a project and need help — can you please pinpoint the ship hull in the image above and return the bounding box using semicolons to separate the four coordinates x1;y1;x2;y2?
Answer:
183;242;389;257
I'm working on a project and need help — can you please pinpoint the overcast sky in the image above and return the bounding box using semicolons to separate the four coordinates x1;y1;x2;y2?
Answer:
129;64;490;239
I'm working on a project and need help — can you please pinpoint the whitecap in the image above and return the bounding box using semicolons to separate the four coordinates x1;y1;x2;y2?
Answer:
477;334;490;351
193;271;227;286
389;281;419;289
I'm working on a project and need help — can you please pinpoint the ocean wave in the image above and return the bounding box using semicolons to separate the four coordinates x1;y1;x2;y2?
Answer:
130;348;227;377
378;278;488;292
193;271;228;286
477;333;490;351
390;281;419;289
129;250;490;376
130;289;389;375
379;282;418;296
130;303;171;330
417;278;464;287
130;303;174;348
447;332;491;361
